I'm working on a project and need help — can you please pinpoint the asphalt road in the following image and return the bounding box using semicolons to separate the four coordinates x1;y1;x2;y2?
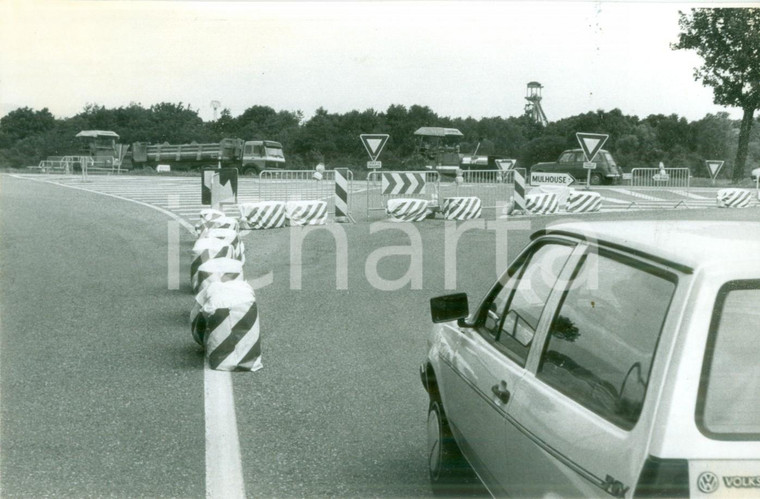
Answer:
2;173;759;497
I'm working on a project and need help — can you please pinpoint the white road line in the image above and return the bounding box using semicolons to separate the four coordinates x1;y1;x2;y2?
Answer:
607;187;666;201
9;174;246;499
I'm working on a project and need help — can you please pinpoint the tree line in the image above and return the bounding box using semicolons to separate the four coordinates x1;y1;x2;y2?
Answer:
1;102;758;180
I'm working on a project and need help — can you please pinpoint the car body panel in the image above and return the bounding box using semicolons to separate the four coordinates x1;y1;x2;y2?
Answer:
423;221;760;497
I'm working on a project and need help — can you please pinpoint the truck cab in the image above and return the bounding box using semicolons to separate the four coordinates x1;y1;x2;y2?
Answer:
414;127;463;175
242;140;286;174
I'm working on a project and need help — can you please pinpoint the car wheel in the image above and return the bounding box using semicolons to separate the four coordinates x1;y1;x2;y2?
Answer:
427;400;469;492
589;173;603;185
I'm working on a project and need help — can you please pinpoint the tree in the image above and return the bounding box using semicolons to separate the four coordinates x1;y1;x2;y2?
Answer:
674;8;760;181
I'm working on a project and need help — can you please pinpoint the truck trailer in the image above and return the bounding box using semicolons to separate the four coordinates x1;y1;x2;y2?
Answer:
126;138;285;174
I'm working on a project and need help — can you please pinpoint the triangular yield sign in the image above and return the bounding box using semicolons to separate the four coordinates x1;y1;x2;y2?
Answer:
495;158;516;171
576;132;609;162
705;160;724;179
360;134;389;161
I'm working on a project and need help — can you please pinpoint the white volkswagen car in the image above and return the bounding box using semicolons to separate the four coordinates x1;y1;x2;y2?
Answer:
422;220;760;497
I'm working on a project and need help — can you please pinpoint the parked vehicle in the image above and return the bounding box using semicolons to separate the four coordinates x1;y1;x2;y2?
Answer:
422;220;760;497
530;149;623;185
125;138;285;174
415;127;464;175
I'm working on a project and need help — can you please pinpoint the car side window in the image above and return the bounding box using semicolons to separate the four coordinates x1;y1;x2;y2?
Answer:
558;152;573;163
480;243;574;366
573;152;586;162
536;250;676;430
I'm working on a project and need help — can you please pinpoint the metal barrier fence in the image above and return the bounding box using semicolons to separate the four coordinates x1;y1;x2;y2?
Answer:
366;171;440;217
630;168;691;190
438;168;525;214
34;156;94;173
258;169;353;217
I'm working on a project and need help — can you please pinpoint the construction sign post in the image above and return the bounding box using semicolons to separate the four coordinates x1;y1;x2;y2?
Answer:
360;134;389;169
576;132;609;188
201;167;238;207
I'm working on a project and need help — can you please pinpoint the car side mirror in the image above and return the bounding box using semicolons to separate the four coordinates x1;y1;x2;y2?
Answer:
430;293;469;324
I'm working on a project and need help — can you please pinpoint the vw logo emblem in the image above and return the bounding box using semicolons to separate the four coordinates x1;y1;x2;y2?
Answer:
697;472;719;494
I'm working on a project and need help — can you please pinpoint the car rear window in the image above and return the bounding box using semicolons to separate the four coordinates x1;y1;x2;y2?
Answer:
697;280;760;440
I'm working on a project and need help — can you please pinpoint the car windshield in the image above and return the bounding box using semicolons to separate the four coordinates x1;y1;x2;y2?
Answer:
600;151;616;167
698;281;760;439
265;147;284;159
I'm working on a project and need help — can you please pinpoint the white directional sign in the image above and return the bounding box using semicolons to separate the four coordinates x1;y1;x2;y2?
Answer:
530;172;575;186
495;158;517;171
706;160;724;179
360;134;389;161
576;132;609;162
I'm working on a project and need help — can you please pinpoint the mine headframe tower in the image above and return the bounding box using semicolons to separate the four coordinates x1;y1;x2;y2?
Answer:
524;81;548;126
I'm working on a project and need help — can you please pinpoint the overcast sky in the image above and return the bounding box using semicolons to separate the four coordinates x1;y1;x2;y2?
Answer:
1;0;756;123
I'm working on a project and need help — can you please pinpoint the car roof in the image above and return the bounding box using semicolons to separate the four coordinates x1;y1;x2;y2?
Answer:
535;220;760;273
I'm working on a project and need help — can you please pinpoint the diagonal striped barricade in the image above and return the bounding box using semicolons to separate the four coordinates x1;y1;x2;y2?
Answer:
197;216;239;237
258;169;353;224
194;257;245;295
238;201;287;230
717;188;754;208
286;200;328;226
525;191;559;215
190;237;238;291
191;280;262;372
441;196;482;220
366;171;439;220
566;190;602;213
386;199;431;222
201;227;245;261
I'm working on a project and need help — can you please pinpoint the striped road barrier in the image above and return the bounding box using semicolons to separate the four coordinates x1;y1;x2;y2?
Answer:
190;238;238;291
513;169;527;213
442;196;482;220
386;198;431;222
566;190;602;213
286;200;328;226
238;201;287;230
367;171;439;218
191;280;262;372
196;216;240;236
334;168;350;222
525;192;559;215
194;257;245;295
200;228;244;260
717;188;753;208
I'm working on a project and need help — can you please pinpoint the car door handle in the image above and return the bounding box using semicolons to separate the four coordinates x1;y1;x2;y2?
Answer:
491;381;511;404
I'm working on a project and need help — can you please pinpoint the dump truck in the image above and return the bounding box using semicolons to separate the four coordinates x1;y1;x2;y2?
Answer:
125;138;285;174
